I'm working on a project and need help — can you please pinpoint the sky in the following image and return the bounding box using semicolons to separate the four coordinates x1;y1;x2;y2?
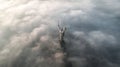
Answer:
0;0;120;67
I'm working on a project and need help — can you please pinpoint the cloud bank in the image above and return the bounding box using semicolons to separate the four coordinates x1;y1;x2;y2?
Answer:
0;0;120;67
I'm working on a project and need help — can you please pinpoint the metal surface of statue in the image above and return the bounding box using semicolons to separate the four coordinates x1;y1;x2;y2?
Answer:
58;24;66;52
57;23;72;67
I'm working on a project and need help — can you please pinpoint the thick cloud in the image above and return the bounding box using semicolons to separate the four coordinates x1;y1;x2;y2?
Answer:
0;0;120;67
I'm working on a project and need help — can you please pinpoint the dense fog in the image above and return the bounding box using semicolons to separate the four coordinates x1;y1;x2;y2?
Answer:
0;0;120;67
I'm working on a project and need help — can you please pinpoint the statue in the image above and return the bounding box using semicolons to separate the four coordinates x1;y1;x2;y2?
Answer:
58;24;66;41
57;22;73;67
58;23;66;52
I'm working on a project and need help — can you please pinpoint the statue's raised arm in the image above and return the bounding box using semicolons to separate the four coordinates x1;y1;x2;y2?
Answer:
58;23;66;42
58;23;61;31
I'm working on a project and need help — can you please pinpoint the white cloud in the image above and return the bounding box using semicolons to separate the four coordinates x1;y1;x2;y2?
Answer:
88;31;117;46
0;0;120;67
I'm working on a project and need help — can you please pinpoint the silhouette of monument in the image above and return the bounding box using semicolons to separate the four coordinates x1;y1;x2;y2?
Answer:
58;23;72;67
